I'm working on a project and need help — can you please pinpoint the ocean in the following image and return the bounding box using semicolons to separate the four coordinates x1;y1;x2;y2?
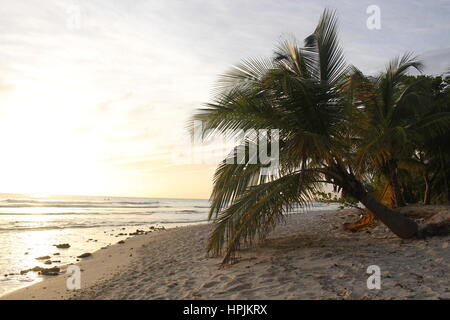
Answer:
0;194;338;296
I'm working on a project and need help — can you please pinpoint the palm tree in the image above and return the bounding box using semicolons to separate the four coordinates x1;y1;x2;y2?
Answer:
410;75;450;204
348;56;450;207
192;9;421;264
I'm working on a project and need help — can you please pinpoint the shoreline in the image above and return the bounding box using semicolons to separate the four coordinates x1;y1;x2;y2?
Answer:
0;226;178;300
2;208;450;300
0;196;211;296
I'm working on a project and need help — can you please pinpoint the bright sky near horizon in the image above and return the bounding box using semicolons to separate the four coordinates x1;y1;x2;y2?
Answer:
0;0;449;199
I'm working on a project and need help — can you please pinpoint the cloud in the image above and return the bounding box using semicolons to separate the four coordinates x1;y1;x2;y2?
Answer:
0;0;448;197
417;47;450;75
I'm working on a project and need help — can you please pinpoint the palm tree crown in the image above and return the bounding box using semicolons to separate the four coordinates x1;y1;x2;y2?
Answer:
192;9;448;264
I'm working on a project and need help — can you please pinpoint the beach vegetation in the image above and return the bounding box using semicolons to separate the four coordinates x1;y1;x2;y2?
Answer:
192;9;450;264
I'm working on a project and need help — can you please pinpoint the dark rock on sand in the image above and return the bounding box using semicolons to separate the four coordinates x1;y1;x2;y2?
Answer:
21;266;60;275
39;267;60;276
129;229;147;236
35;255;51;260
77;253;92;258
54;243;70;249
31;266;43;272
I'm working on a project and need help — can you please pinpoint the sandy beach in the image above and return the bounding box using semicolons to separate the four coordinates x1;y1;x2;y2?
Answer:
2;207;449;300
1;0;449;308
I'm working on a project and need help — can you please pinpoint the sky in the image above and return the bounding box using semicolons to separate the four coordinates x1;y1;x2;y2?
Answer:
0;0;449;199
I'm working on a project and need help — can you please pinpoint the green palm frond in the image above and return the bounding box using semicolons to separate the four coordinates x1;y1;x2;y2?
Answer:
215;57;274;93
190;9;352;264
274;40;315;79
377;53;423;114
304;8;348;84
190;8;446;264
208;170;322;264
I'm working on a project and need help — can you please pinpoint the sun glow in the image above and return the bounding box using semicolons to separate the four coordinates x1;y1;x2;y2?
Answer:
0;69;111;196
0;64;214;198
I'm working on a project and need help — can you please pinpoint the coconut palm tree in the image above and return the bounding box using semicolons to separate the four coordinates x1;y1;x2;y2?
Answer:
406;74;450;204
192;9;424;264
349;57;450;208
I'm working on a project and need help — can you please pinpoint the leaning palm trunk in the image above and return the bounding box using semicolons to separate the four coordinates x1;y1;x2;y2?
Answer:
192;9;448;264
359;193;418;238
339;172;418;238
344;181;392;231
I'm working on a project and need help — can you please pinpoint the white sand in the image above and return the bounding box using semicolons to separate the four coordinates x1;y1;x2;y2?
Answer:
2;208;449;300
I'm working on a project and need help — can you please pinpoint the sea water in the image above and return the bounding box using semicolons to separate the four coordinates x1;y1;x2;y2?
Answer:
0;194;338;296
